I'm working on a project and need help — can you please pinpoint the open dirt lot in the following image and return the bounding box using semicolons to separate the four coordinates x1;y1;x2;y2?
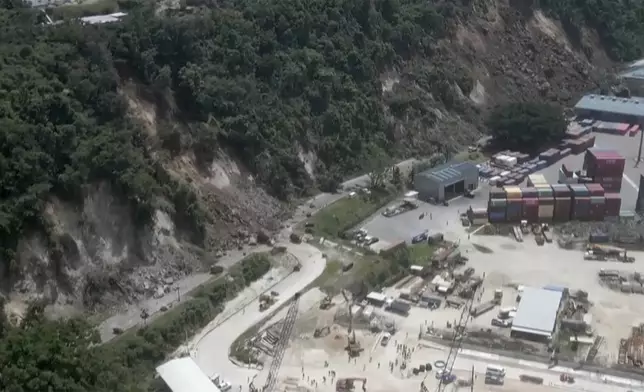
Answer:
269;291;642;392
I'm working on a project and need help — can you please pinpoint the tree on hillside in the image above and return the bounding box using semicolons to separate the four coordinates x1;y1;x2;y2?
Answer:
0;306;132;392
485;102;566;151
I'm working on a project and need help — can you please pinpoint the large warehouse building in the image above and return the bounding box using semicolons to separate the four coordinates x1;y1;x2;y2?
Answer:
574;94;644;124
510;287;563;342
414;162;478;202
156;357;220;392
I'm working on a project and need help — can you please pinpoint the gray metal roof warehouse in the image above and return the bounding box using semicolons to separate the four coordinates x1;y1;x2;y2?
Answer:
415;162;478;185
511;287;563;338
574;94;644;118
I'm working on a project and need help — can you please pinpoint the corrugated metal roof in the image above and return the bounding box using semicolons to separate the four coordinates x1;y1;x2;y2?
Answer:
574;94;644;117
156;357;220;392
621;67;644;80
419;162;477;185
511;287;562;335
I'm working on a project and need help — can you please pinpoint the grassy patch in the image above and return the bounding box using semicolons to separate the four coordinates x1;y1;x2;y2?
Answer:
307;191;397;238
313;259;343;288
407;243;439;266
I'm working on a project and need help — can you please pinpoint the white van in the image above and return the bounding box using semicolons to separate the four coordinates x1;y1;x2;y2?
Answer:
485;365;506;376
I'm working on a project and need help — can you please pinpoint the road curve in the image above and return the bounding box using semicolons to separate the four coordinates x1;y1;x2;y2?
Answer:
190;242;327;385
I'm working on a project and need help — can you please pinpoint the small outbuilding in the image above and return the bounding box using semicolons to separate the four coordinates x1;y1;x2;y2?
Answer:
414;162;479;202
510;287;563;342
365;292;387;307
156;357;220;392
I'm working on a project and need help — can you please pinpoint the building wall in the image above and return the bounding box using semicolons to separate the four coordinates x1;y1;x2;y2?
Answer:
510;329;551;343
460;165;479;191
414;174;443;201
414;165;479;202
574;108;643;125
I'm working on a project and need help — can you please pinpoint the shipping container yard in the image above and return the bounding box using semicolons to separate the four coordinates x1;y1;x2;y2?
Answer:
267;118;644;392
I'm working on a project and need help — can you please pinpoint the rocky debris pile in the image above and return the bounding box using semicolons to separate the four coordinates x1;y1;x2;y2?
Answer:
555;218;644;246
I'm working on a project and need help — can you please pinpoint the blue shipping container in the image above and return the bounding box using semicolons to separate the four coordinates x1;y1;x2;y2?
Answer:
589;232;610;243
488;212;506;222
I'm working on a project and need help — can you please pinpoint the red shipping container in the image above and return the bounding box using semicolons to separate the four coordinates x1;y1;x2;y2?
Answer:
629;125;640;137
605;193;621;217
522;198;539;222
584;183;605;197
588;200;605;221
584;150;626;176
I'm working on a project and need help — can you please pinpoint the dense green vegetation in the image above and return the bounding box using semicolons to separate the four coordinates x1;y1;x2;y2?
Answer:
540;0;644;61
0;0;466;270
111;0;462;198
485;102;566;151
0;253;270;392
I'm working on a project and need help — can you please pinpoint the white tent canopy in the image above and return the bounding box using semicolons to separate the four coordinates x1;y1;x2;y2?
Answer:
156;357;221;392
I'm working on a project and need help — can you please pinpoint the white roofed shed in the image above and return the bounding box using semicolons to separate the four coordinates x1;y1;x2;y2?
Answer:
511;287;563;341
156;357;220;392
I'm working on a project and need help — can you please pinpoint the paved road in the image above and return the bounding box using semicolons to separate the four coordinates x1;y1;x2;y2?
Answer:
98;158;417;342
190;242;327;382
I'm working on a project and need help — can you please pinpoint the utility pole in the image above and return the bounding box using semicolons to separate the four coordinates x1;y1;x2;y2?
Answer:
637;125;644;167
470;366;474;392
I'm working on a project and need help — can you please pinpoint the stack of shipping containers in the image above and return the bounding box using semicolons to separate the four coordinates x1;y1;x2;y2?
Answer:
586;183;606;221
488;188;506;223
569;184;590;221
583;149;625;192
505;186;523;222
605;193;621;216
536;184;555;221
521;187;539;222
487;183;619;223
551;184;572;221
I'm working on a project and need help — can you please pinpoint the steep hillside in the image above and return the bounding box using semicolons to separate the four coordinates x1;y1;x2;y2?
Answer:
0;0;636;316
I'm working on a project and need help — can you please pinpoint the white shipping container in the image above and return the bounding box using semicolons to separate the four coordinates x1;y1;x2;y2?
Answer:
489;176;501;185
495;155;508;164
505;156;518;167
538;205;554;219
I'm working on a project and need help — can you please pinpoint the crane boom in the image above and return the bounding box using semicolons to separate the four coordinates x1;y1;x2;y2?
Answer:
262;292;301;392
420;286;479;392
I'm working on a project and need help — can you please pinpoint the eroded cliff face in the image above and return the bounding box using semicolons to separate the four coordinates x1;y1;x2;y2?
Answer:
2;0;616;318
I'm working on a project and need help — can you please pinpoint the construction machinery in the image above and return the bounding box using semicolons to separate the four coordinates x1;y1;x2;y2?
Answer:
585;244;635;262
314;326;330;338
422;280;479;392
341;290;363;357
336;378;367;392
259;293;277;311
251;293;300;392
320;295;334;309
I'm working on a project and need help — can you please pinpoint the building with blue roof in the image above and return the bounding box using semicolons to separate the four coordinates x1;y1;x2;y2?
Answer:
414;161;479;202
573;94;644;124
